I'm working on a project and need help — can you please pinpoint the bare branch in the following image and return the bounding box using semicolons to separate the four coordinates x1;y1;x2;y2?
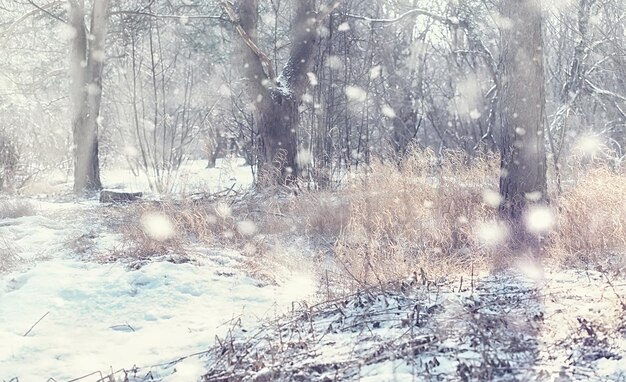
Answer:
26;0;66;23
23;311;50;336
1;0;64;41
110;10;227;22
220;0;276;80
340;8;452;25
585;79;626;103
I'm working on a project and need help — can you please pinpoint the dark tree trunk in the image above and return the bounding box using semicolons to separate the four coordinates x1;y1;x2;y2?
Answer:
498;0;548;246
256;94;299;181
70;0;108;194
224;0;330;184
206;138;224;168
380;3;423;157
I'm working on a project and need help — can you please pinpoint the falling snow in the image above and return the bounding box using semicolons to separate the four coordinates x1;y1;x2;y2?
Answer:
141;212;175;242
2;0;626;380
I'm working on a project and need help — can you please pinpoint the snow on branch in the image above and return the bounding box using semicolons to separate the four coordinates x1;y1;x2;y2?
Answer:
110;10;227;22
340;8;454;26
585;79;626;103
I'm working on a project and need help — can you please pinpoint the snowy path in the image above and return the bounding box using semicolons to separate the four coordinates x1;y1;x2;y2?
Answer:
0;199;315;381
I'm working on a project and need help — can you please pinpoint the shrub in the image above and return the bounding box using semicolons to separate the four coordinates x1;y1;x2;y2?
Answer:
100;198;262;266
293;148;626;286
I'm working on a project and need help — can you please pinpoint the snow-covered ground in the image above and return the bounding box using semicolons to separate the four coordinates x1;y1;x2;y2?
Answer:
0;251;316;380
0;161;319;381
101;158;254;195
201;269;626;381
21;158;254;197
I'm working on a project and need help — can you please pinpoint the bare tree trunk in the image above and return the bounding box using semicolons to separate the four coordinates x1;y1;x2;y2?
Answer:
224;0;333;184
498;0;548;246
70;0;108;194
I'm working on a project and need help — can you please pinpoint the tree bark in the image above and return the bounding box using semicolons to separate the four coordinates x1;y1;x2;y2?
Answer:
225;0;326;185
498;0;548;245
70;0;108;194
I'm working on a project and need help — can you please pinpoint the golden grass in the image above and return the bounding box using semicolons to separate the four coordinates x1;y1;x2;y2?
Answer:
101;199;249;264
104;148;626;285
295;149;626;286
548;168;626;269
331;148;501;285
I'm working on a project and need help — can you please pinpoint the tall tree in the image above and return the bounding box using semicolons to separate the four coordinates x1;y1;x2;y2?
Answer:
69;0;109;194
222;0;338;184
498;0;548;245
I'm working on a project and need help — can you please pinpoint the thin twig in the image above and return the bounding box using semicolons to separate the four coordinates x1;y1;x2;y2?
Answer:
109;323;136;332
23;311;50;336
26;0;66;23
602;272;626;309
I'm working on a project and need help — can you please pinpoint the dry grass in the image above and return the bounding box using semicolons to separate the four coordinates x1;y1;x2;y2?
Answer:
329;148;501;286
0;238;23;274
284;148;626;286
101;198;265;267
0;199;35;219
258;190;350;239
103;148;626;285
549;167;626;270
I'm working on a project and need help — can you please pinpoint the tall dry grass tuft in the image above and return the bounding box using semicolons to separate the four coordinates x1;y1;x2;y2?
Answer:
103;203;185;264
328;148;626;285
0;199;35;219
332;148;502;285
549;168;626;269
102;197;266;266
0;238;22;274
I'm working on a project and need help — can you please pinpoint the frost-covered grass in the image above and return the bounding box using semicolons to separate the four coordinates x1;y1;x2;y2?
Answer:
0;241;22;274
200;269;626;382
0;199;35;219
